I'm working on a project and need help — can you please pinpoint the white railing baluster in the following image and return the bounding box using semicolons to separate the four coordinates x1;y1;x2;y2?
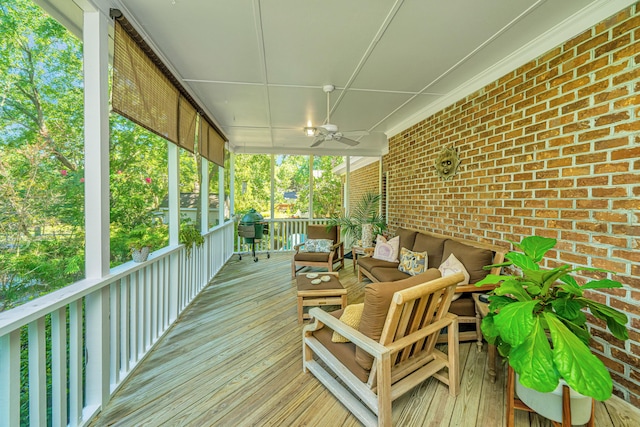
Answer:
51;306;68;427
120;277;130;374
69;299;82;427
0;330;21;426
28;317;47;426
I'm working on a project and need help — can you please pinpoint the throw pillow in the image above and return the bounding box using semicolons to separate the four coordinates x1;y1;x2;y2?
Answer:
438;253;470;301
397;247;428;276
372;235;400;263
332;303;365;343
304;238;333;253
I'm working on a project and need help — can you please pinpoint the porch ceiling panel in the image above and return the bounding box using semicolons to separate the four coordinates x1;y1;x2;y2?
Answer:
95;0;629;155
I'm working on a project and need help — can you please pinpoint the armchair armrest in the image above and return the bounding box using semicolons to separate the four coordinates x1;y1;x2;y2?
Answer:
304;307;388;358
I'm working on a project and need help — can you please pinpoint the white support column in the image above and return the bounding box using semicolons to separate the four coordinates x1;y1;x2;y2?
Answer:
345;155;350;216
270;154;275;250
83;8;110;279
201;158;210;232
309;155;314;220
218;164;224;226
168;143;180;246
229;152;235;219
81;8;111;416
378;156;383;216
0;331;21;426
168;143;180;322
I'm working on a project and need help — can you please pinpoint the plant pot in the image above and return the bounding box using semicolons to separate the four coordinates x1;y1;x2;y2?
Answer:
515;373;592;425
361;224;374;248
131;246;150;263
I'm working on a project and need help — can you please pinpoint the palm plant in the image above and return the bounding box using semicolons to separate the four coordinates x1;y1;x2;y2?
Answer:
327;192;386;243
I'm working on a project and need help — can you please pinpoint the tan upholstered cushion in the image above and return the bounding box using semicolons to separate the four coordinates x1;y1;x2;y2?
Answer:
441;239;494;284
355;268;442;370
370;267;410;282
412;233;447;267
308;225;337;241
395;227;418;253
294;251;330;262
332;303;364;343
357;255;398;271
312;309;370;382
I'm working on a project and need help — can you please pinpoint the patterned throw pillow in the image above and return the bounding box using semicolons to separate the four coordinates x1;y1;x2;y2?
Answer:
332;303;365;343
372;235;400;262
398;247;428;276
438;253;470;301
304;238;333;253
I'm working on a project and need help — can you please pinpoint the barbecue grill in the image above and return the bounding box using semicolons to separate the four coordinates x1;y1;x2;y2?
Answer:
237;208;269;262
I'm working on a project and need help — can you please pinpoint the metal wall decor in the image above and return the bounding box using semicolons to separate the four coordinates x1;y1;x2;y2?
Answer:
434;146;461;180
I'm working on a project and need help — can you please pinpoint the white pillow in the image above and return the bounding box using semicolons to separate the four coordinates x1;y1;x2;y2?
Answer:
372;235;400;263
438;253;470;301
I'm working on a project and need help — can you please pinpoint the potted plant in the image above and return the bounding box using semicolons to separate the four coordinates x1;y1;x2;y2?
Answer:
476;236;628;422
327;192;386;247
179;220;205;258
128;226;155;262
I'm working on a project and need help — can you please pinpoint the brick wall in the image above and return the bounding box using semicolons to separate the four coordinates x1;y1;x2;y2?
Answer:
347;161;380;213
383;4;640;406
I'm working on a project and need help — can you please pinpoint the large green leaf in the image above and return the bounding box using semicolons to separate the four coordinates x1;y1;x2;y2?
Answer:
582;299;629;332
560;318;591;346
509;316;558;392
493;280;531;302
474;274;507;287
551;297;583;321
493;300;539;347
505;252;539;271
488;295;517;312
581;279;623;290
544;312;613;401
519;236;557;262
481;314;499;342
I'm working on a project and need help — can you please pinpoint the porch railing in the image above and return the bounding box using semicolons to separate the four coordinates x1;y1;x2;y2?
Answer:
234;218;330;255
0;221;235;427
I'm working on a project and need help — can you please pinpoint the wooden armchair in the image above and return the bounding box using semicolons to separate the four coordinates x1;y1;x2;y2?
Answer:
303;270;463;427
291;225;344;278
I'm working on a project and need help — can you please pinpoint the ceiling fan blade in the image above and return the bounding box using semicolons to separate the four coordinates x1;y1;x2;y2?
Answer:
341;130;369;137
310;136;325;147
335;135;359;146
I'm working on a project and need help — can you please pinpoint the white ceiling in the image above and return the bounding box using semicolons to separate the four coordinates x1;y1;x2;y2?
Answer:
45;0;634;156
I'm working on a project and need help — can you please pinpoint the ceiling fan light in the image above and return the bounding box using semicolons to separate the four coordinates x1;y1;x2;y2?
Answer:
303;126;316;137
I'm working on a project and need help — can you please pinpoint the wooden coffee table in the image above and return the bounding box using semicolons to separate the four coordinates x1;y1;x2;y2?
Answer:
296;271;347;324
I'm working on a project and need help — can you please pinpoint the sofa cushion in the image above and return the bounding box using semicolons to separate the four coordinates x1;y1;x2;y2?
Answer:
370;266;411;282
441;239;494;284
412;233;447;267
294;251;330;262
312;309;370;382
355;268;442;370
308;224;337;241
395;227;418;252
449;294;476;317
357;255;398;271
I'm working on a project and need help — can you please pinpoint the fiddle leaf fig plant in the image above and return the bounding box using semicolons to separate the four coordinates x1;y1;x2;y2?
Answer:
476;235;628;401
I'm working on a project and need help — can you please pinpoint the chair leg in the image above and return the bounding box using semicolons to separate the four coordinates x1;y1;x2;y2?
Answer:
448;317;460;396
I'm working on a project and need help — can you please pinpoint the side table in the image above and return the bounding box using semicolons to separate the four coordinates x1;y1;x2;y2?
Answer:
351;245;374;269
296;271;347;324
472;293;497;383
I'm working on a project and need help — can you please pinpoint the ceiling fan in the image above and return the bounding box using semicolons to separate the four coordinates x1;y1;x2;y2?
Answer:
305;85;369;147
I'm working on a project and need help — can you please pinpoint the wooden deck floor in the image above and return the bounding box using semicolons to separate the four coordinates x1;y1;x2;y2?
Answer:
91;253;640;427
